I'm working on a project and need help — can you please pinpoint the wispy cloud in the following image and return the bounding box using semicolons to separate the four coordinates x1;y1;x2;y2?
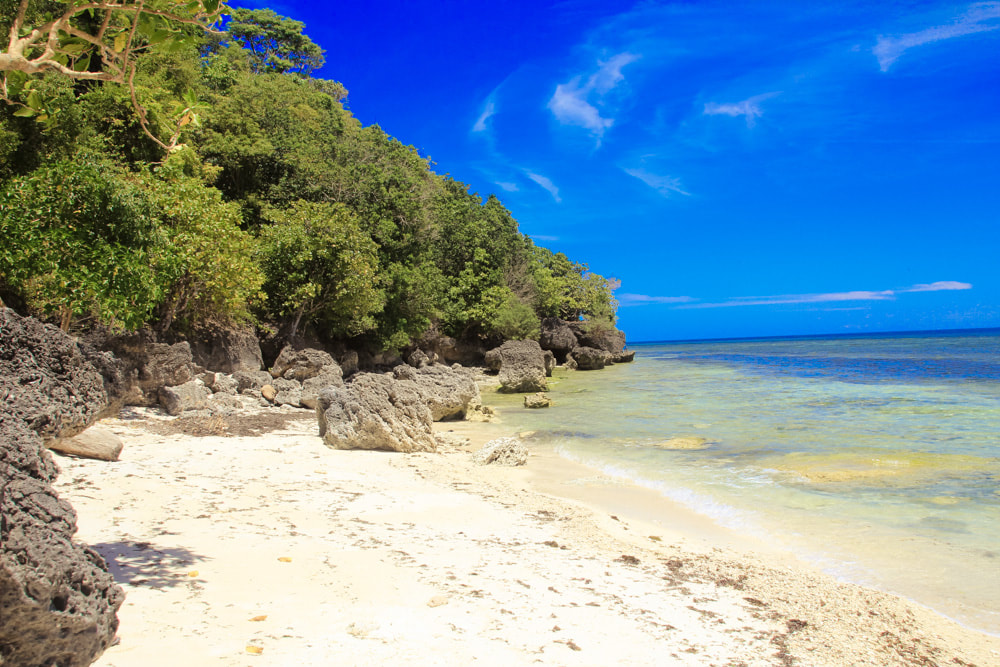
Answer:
529;234;559;242
677;281;972;309
495;181;519;192
525;171;562;203
472;99;496;133
903;280;972;292
703;92;780;127
547;52;639;139
623;167;691;197
874;3;1000;71
619;293;695;306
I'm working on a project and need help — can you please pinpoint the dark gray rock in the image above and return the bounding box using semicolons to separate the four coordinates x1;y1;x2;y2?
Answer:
571;346;610;371
338;350;359;377
0;309;123;666
539;318;579;363
0;309;119;442
316;373;436;452
493;340;547;393
484;347;502;372
568;321;627;355
183;324;263;374
271;346;337;381
159;380;212;415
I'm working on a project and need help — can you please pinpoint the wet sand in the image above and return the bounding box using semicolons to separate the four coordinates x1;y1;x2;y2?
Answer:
54;407;1000;666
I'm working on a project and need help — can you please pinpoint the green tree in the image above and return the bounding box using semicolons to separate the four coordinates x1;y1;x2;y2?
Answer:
226;8;325;76
256;200;383;338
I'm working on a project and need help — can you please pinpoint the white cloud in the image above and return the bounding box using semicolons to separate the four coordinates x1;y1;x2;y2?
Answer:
623;168;690;197
874;3;1000;71
619;293;695;306
524;171;562;203
529;234;560;242
547;52;639;139
495;181;519;192
703;92;780;128
676;281;972;309
472;99;496;133
904;280;973;292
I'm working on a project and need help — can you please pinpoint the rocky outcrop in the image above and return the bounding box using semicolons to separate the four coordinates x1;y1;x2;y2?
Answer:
316;373;437;452
182;324;263;374
539;318;578;363
419;331;485;366
612;350;636;363
119;339;195;407
484;347;502;372
1;310;123;441
492;340;547;393
233;369;273;395
270;346;337;381
397;365;481;421
568;321;627;355
407;348;431;368
472;437;528;466
524;393;551;409
0;308;123;666
572;346;610;371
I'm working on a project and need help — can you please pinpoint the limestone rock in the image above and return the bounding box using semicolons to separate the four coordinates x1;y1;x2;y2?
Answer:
0;309;123;666
407;348;430;368
472;437;528;466
135;342;195;406
568;321;627;355
406;365;481;421
233;369;273;395
612;349;636;363
539;318;578;362
484;347;502;372
572;346;610;371
49;427;124;462
543;350;556;377
272;377;302;408
300;366;346;409
271;346;337;381
494;340;547;393
524;393;551;409
159;380;212;415
316;373;436;452
207;373;239;395
183;324;263;373
261;384;277;402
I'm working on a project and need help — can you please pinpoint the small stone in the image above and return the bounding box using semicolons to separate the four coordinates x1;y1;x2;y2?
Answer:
261;384;277;401
427;595;449;608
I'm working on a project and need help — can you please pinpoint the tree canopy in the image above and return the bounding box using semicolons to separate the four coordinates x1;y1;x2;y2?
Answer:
0;1;619;349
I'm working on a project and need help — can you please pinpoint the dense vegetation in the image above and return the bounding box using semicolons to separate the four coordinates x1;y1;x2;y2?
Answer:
0;2;618;351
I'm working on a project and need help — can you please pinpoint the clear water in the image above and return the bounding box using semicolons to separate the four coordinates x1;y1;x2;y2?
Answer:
489;330;1000;634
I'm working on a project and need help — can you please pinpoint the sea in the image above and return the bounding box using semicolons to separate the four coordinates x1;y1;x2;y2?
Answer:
489;329;1000;635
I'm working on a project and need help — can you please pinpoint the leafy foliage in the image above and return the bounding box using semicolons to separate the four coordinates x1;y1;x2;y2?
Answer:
0;3;620;348
225;8;325;76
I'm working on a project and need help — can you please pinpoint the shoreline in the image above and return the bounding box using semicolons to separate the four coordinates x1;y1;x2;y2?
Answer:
55;407;1000;666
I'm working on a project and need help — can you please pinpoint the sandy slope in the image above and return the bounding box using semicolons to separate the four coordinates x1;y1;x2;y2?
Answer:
53;408;1000;666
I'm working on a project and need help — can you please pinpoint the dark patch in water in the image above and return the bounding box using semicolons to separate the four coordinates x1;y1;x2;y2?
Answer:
918;516;969;534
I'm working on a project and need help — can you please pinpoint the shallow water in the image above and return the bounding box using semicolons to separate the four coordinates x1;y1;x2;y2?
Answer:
492;330;1000;634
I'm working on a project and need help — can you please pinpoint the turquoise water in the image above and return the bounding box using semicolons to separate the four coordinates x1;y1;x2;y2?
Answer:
490;330;1000;634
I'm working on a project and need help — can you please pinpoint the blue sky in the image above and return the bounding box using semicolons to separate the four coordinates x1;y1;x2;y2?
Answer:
231;0;1000;342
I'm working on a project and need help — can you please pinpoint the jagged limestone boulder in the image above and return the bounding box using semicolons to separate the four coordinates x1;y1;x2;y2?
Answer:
571;346;610;371
159;379;212;415
300;366;345;410
316;373;436;452
397;364;481;421
524;392;551;409
493;340;547;393
271;345;337;381
0;308;123;666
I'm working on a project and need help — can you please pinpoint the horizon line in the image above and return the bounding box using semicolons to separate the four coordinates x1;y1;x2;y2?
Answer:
630;325;1000;346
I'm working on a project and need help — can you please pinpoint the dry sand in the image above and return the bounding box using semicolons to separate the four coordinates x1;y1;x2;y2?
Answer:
53;407;1000;666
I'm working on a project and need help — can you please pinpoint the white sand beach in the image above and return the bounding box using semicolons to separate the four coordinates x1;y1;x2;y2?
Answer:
53;408;1000;666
